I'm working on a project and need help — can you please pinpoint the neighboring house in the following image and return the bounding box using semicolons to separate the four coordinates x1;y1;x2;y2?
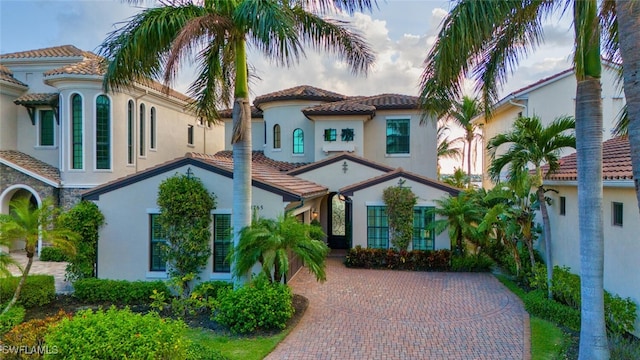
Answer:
541;136;640;337
474;61;624;188
0;45;223;211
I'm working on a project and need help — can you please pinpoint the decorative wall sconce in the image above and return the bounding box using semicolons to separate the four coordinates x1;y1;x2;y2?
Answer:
311;208;318;219
342;161;348;174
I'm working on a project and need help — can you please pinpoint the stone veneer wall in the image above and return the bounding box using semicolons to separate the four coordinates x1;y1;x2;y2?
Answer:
0;163;59;206
60;187;90;210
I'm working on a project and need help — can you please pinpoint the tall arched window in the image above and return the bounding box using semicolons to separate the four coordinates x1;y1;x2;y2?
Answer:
150;107;157;150
96;95;111;169
293;128;304;154
127;100;134;164
139;103;146;157
71;94;83;169
273;124;281;149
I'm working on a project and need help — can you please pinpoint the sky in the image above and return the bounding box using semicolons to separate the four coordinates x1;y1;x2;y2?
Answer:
0;0;575;173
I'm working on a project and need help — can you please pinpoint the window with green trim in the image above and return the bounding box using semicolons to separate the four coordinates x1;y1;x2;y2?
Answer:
273;124;281;149
139;104;145;156
213;214;232;273
150;107;157;150
413;207;435;250
150;214;166;272
293;128;304;154
39;110;54;146
95;95;110;169
324;128;336;142
367;206;388;249
613;202;623;227
341;128;354;141
71;94;83;168
127;100;134;164
386;119;410;154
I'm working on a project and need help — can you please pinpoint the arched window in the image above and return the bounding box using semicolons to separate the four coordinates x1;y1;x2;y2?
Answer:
71;94;83;169
139;103;146;157
150;107;157;150
95;95;111;169
273;124;281;149
293;128;304;154
127;100;134;164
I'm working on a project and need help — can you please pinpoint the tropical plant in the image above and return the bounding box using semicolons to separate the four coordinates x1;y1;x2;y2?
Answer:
382;182;417;251
487;114;575;298
99;0;374;286
430;191;483;256
436;119;462;178
418;1;609;356
442;96;483;187
441;168;468;189
0;197;78;314
231;213;330;283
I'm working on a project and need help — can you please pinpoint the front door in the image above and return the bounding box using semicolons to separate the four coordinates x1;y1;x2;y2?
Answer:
328;193;350;249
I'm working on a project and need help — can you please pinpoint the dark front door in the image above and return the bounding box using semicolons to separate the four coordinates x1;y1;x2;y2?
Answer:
328;193;351;249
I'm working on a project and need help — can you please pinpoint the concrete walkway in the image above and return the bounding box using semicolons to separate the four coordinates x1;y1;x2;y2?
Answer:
7;251;71;293
266;257;530;360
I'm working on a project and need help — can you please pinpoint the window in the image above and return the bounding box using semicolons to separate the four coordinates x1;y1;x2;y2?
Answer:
213;214;232;273
187;125;194;145
559;196;566;216
263;122;267;145
139;104;145;156
71;94;83;168
150;107;157;150
413;207;435;250
612;202;623;227
127;100;134;164
39;110;55;146
150;214;166;272
273;124;281;149
95;95;111;169
341;128;354;142
293;128;304;154
324;128;337;142
386;119;410;154
367;206;388;249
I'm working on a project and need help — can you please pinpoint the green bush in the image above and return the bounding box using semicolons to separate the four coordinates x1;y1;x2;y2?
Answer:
72;278;170;305
39;247;69;262
344;246;452;271
1;310;71;358
215;277;294;334
192;281;232;300
523;290;581;331
45;307;190;359
0;304;25;335
609;333;640;360
451;254;494;272
0;275;55;308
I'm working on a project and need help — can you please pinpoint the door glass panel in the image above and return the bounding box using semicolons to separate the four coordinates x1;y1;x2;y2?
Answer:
331;195;345;236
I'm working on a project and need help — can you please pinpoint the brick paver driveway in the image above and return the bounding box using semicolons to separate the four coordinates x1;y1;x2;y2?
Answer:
266;257;529;360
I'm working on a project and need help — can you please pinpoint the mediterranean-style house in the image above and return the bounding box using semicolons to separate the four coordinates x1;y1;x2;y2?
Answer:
542;136;640;336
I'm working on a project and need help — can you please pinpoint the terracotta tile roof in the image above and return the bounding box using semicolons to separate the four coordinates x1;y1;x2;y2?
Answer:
0;150;60;185
543;136;632;181
288;152;395;175
14;93;59;106
0;64;27;86
210;151;307;172
302;93;419;116
302;101;375;116
43;58;105;77
0;45;94;59
254;85;348;108
339;167;460;196
217;106;263;119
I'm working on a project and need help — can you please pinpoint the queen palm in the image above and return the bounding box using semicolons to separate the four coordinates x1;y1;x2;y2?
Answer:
418;1;608;357
487;115;575;299
99;0;374;284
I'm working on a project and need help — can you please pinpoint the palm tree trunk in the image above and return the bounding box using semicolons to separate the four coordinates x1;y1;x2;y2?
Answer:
1;253;33;315
537;186;553;299
466;133;472;188
616;0;640;215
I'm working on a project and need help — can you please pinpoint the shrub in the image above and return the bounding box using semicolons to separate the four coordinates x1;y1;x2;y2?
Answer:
215;276;294;334
1;310;71;358
72;278;170;305
39;247;69;262
382;184;417;251
609;333;640;360
192;281;232;301
524;290;581;331
45;307;191;359
0;275;55;308
344;246;451;271
0;304;25;335
451;254;494;272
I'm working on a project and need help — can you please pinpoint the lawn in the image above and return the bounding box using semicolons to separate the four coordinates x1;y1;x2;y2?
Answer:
186;328;289;360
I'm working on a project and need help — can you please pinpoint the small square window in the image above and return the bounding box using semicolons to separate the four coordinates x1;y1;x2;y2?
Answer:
559;196;566;216
324;128;336;142
612;202;623;227
341;128;354;142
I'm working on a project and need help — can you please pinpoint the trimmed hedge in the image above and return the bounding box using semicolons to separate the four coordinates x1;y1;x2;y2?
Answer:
523;290;581;331
0;275;55;307
451;254;494;272
73;278;170;305
39;247;69;262
344;246;452;271
0;304;25;335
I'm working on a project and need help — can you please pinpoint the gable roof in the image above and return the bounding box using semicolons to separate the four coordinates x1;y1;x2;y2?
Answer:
254;85;348;108
543;136;632;181
288;152;395;176
0;151;61;187
339;168;460;196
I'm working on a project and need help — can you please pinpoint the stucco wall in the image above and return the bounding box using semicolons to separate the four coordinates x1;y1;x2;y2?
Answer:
294;160;389;192
261;101;318;163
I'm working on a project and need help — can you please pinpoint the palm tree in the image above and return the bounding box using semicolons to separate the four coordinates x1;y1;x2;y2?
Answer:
0;198;77;314
231;214;330;283
99;0;374;285
436;120;462;178
431;191;483;256
487;115;575;298
418;1;608;357
442;168;468;189
443;96;482;187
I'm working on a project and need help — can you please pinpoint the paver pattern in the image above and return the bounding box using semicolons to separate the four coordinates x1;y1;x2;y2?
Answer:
266;257;530;360
8;251;71;293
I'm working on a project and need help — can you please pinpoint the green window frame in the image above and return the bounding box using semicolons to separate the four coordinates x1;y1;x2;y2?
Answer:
39;110;54;146
127;100;134;164
150;107;157;150
386;119;410;154
324;128;337;142
367;206;388;249
273;124;281;149
139;103;145;156
213;214;232;273
412;207;435;251
150;214;166;272
95;95;111;169
293;128;304;154
71;94;83;168
341;128;354;142
612;202;623;227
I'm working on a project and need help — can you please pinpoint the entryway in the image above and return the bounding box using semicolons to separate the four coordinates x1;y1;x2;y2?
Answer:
327;193;351;249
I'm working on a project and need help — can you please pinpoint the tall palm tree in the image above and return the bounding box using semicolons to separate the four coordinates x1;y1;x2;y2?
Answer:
487;115;575;298
436;120;462;178
444;96;482;187
418;1;608;357
99;0;374;285
0;198;77;314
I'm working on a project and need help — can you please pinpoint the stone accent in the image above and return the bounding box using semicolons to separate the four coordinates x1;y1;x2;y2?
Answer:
60;187;90;210
0;162;59;205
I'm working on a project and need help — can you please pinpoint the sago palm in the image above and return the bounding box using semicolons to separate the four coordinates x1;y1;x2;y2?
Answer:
418;1;609;356
99;0;374;285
